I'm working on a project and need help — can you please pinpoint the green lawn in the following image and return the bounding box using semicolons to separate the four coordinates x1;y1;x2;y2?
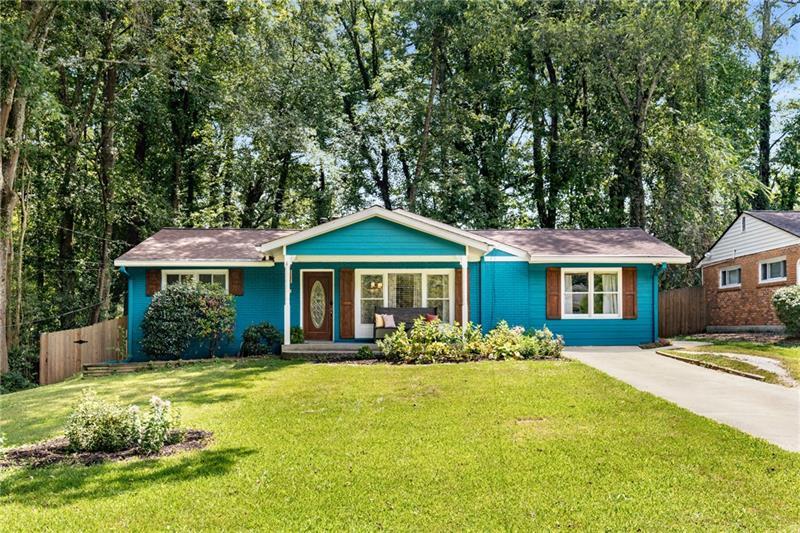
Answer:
685;338;800;382
659;349;782;384
2;359;798;531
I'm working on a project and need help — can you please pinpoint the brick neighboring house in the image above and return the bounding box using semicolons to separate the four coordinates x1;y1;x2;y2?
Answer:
699;211;800;332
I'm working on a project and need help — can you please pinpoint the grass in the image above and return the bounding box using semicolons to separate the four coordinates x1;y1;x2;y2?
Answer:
659;349;781;383
685;337;800;382
2;358;799;531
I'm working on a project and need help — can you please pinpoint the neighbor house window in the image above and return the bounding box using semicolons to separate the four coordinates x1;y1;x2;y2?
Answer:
163;270;228;290
759;258;787;283
562;269;621;318
719;266;741;288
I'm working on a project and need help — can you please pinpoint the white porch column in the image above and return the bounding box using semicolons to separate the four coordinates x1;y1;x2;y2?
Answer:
460;253;469;331
284;251;294;345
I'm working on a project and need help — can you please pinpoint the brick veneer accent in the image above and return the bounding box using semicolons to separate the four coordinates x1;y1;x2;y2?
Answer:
703;244;800;326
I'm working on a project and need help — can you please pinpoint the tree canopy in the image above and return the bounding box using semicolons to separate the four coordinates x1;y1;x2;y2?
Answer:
1;0;799;370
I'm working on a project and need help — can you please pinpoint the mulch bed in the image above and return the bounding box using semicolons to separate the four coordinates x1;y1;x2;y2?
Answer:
0;429;212;469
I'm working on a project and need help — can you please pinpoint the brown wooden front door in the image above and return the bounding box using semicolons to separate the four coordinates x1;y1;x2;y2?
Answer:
303;271;333;341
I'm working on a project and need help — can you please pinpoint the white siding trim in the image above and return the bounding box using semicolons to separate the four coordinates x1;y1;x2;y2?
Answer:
698;213;800;267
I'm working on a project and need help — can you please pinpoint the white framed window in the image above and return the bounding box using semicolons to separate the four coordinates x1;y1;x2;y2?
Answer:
759;257;787;284
162;270;228;291
354;269;455;338
562;268;621;319
719;266;741;288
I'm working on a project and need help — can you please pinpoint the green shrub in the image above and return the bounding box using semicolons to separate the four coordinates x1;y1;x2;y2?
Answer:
141;281;235;359
65;391;141;452
772;285;800;336
379;318;484;364
0;370;36;394
379;319;562;364
522;326;563;359
65;391;182;454
290;326;304;344
241;322;282;355
356;345;374;359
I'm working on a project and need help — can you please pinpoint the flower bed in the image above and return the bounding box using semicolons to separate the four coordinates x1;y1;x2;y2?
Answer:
378;319;563;364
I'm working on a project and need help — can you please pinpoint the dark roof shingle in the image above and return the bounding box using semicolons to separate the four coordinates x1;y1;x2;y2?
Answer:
471;228;687;258
746;211;800;238
116;228;296;262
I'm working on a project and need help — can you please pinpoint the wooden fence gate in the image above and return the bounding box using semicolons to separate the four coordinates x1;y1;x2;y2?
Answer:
39;317;127;385
659;287;707;338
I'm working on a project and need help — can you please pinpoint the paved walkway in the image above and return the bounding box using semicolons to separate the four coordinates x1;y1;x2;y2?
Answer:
563;343;800;452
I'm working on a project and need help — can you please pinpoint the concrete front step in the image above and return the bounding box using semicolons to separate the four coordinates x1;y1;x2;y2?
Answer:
282;342;378;353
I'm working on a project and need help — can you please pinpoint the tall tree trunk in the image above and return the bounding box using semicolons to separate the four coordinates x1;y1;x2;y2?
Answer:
0;1;55;373
10;166;29;348
628;115;646;228
379;144;392;209
0;97;26;373
410;30;441;211
753;0;773;210
270;151;291;229
543;53;560;228
91;60;118;324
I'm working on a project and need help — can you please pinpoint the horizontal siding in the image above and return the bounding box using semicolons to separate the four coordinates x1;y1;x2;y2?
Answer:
704;214;800;265
127;266;284;361
287;218;465;255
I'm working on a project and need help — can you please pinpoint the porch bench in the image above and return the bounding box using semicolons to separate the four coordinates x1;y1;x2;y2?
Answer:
373;306;437;341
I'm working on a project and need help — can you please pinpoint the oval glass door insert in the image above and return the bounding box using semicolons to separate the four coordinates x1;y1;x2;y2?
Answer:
310;280;326;329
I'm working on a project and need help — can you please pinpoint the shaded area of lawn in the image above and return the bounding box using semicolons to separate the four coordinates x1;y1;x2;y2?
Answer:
2;358;799;530
686;334;800;382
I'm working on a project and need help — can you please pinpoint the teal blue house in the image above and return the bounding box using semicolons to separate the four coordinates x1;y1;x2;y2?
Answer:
114;207;690;359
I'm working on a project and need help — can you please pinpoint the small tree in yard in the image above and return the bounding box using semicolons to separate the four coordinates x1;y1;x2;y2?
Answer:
141;282;236;359
772;286;800;336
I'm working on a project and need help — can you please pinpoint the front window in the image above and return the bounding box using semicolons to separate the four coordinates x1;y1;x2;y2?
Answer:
720;266;741;288
163;270;228;290
355;270;453;337
562;269;621;318
760;258;787;283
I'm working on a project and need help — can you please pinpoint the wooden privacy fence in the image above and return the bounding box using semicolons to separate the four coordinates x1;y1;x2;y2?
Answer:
39;317;127;385
659;287;707;338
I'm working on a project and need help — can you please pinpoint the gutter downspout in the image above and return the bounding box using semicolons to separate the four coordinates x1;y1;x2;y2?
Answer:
653;263;667;341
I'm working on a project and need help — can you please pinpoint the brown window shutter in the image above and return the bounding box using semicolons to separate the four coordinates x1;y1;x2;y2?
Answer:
622;267;638;319
340;269;355;339
146;269;161;296
229;269;244;296
546;267;561;320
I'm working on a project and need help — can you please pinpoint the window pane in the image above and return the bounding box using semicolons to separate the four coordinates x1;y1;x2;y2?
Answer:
594;273;618;292
388;273;421;308
593;293;619;315
769;260;786;278
198;274;213;284
166;274;180;286
564;293;589;314
180;274;194;283
360;299;381;324
427;298;449;323
212;274;226;286
728;269;740;285
427;274;448;299
361;275;383;298
566;273;589;292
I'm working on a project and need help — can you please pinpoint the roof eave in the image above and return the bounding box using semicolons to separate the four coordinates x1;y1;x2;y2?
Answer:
528;255;691;264
114;259;275;268
258;206;492;254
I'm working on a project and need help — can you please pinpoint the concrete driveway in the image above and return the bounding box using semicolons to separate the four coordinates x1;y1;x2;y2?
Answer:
564;344;800;452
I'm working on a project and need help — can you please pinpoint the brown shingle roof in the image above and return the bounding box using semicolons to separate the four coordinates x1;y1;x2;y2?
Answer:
471;228;687;259
115;228;296;262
